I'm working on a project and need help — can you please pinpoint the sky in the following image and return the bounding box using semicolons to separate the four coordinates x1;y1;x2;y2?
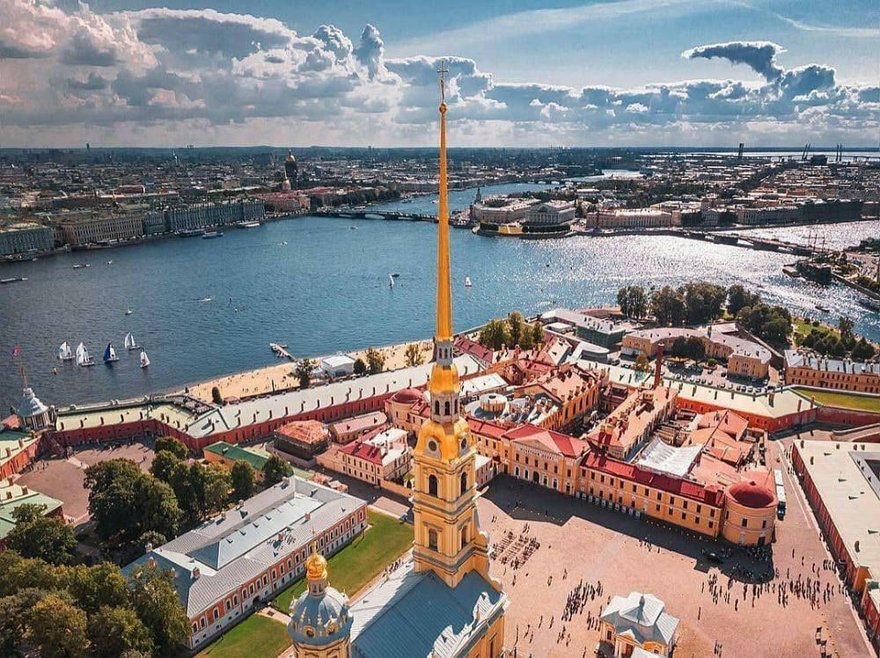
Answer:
0;0;878;147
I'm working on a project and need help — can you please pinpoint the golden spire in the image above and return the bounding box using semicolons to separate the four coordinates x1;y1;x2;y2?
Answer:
436;61;452;342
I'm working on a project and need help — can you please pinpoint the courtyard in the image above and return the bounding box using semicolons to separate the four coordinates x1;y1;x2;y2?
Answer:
479;445;874;658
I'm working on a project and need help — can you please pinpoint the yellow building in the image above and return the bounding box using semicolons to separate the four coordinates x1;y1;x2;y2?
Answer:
289;64;507;658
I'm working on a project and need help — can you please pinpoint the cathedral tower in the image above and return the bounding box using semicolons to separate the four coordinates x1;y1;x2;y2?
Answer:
411;65;496;590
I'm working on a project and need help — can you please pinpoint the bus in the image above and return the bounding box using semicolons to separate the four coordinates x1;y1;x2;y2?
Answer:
774;469;786;519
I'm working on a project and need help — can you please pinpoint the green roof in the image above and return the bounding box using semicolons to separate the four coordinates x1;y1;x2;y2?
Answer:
0;490;65;540
203;441;269;470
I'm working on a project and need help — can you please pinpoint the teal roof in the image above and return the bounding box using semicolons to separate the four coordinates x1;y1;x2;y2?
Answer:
0;490;65;540
204;440;269;470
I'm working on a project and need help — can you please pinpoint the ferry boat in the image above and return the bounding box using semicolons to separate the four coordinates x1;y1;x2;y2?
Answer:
177;228;205;238
202;231;223;239
239;221;261;229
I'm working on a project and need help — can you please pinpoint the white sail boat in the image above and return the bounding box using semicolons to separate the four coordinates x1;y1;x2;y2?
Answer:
464;276;473;287
124;332;139;350
139;349;150;369
103;342;119;364
388;273;394;288
58;341;74;361
76;342;95;367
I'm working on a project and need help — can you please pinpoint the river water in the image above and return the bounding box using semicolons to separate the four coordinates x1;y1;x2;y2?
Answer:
1;182;877;408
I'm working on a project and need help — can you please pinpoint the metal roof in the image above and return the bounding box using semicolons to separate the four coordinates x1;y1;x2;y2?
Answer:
349;560;506;658
601;591;679;647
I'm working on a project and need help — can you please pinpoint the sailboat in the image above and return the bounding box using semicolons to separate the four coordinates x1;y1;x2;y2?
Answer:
58;341;74;361
76;342;95;367
103;342;119;364
464;276;473;287
124;332;139;350
139;349;150;369
388;273;395;288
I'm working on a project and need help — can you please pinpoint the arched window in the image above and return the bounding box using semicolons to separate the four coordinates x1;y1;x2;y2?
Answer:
434;400;440;416
444;401;450;416
428;529;438;551
428;474;438;496
460;527;468;549
460;472;468;496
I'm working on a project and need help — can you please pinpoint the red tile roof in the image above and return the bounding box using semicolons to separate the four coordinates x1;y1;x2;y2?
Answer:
504;424;589;458
581;451;724;506
275;420;327;444
339;439;384;465
467;417;509;439
455;337;495;364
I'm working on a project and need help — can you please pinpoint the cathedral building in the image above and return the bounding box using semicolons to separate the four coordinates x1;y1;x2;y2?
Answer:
288;64;508;658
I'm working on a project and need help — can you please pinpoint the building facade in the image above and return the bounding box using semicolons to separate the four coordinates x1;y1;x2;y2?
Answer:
0;222;54;256
784;350;880;394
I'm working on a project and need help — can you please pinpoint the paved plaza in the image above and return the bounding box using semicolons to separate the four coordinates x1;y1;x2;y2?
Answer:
479;445;874;658
16;440;155;525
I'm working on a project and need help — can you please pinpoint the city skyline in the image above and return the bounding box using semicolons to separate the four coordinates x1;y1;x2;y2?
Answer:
0;0;878;148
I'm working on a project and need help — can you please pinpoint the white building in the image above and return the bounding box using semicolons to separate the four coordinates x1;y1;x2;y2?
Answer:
321;354;356;378
338;427;413;484
591;208;675;229
600;591;679;657
525;200;576;226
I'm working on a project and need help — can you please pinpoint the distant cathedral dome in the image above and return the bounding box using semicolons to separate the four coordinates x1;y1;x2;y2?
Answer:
288;548;352;649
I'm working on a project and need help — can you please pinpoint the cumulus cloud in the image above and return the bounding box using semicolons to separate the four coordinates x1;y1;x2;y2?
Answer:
683;41;784;81
0;1;876;147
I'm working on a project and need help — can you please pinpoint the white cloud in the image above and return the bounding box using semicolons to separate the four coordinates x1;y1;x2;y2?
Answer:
0;1;876;147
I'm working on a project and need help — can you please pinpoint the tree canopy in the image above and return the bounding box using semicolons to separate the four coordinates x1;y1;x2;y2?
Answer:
262;455;293;486
404;343;424;367
230;460;256;500
154;437;188;460
365;348;385;374
5;504;78;566
617;285;647;319
294;358;315;389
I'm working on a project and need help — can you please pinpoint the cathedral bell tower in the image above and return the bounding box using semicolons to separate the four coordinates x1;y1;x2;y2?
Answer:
411;65;496;590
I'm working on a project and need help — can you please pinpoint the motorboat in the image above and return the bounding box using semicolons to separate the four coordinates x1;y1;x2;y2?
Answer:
202;231;223;239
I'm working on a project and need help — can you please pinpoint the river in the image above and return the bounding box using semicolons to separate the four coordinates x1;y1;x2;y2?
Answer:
1;182;877;408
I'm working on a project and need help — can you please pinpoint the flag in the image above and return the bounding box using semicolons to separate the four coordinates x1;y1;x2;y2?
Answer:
11;345;21;359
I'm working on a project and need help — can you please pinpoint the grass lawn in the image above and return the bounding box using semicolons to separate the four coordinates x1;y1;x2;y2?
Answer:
793;318;839;343
792;387;880;413
195;614;290;658
272;510;412;613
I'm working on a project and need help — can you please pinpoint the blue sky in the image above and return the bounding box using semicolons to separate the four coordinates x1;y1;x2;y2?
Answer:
1;0;878;146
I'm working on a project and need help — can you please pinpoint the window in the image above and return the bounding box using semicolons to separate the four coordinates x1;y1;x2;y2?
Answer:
460;527;468;549
428;529;438;551
741;518;748;528
213;609;219;621
428;475;438;496
460;472;468;495
444;401;450;416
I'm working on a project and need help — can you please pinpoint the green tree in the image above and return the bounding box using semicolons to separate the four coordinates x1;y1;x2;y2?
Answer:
154;436;188;460
0;551;59;596
635;353;650;372
680;282;727;325
201;463;232;515
230;461;256;501
617;285;647;319
685;336;707;361
507;311;525;347
670;337;689;358
365;348;385;374
128;563;190;656
84;460;181;548
353;358;367;375
852;337;877;360
727;284;760;316
211;386;223;406
650;286;686;326
150;450;181;484
89;605;155;658
838;316;855;349
65;563;131;614
262;455;293;486
5;504;77;566
478;319;510;350
530;322;544;346
295;358;315;389
404;343;424;367
26;593;88;658
0;587;46;656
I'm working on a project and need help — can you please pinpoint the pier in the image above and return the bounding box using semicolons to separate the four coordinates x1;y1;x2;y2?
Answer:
269;343;294;360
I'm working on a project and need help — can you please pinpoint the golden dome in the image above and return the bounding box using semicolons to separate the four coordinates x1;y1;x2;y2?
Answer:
306;549;327;581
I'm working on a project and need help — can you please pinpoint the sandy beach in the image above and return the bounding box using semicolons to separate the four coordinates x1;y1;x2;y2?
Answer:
185;339;435;403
